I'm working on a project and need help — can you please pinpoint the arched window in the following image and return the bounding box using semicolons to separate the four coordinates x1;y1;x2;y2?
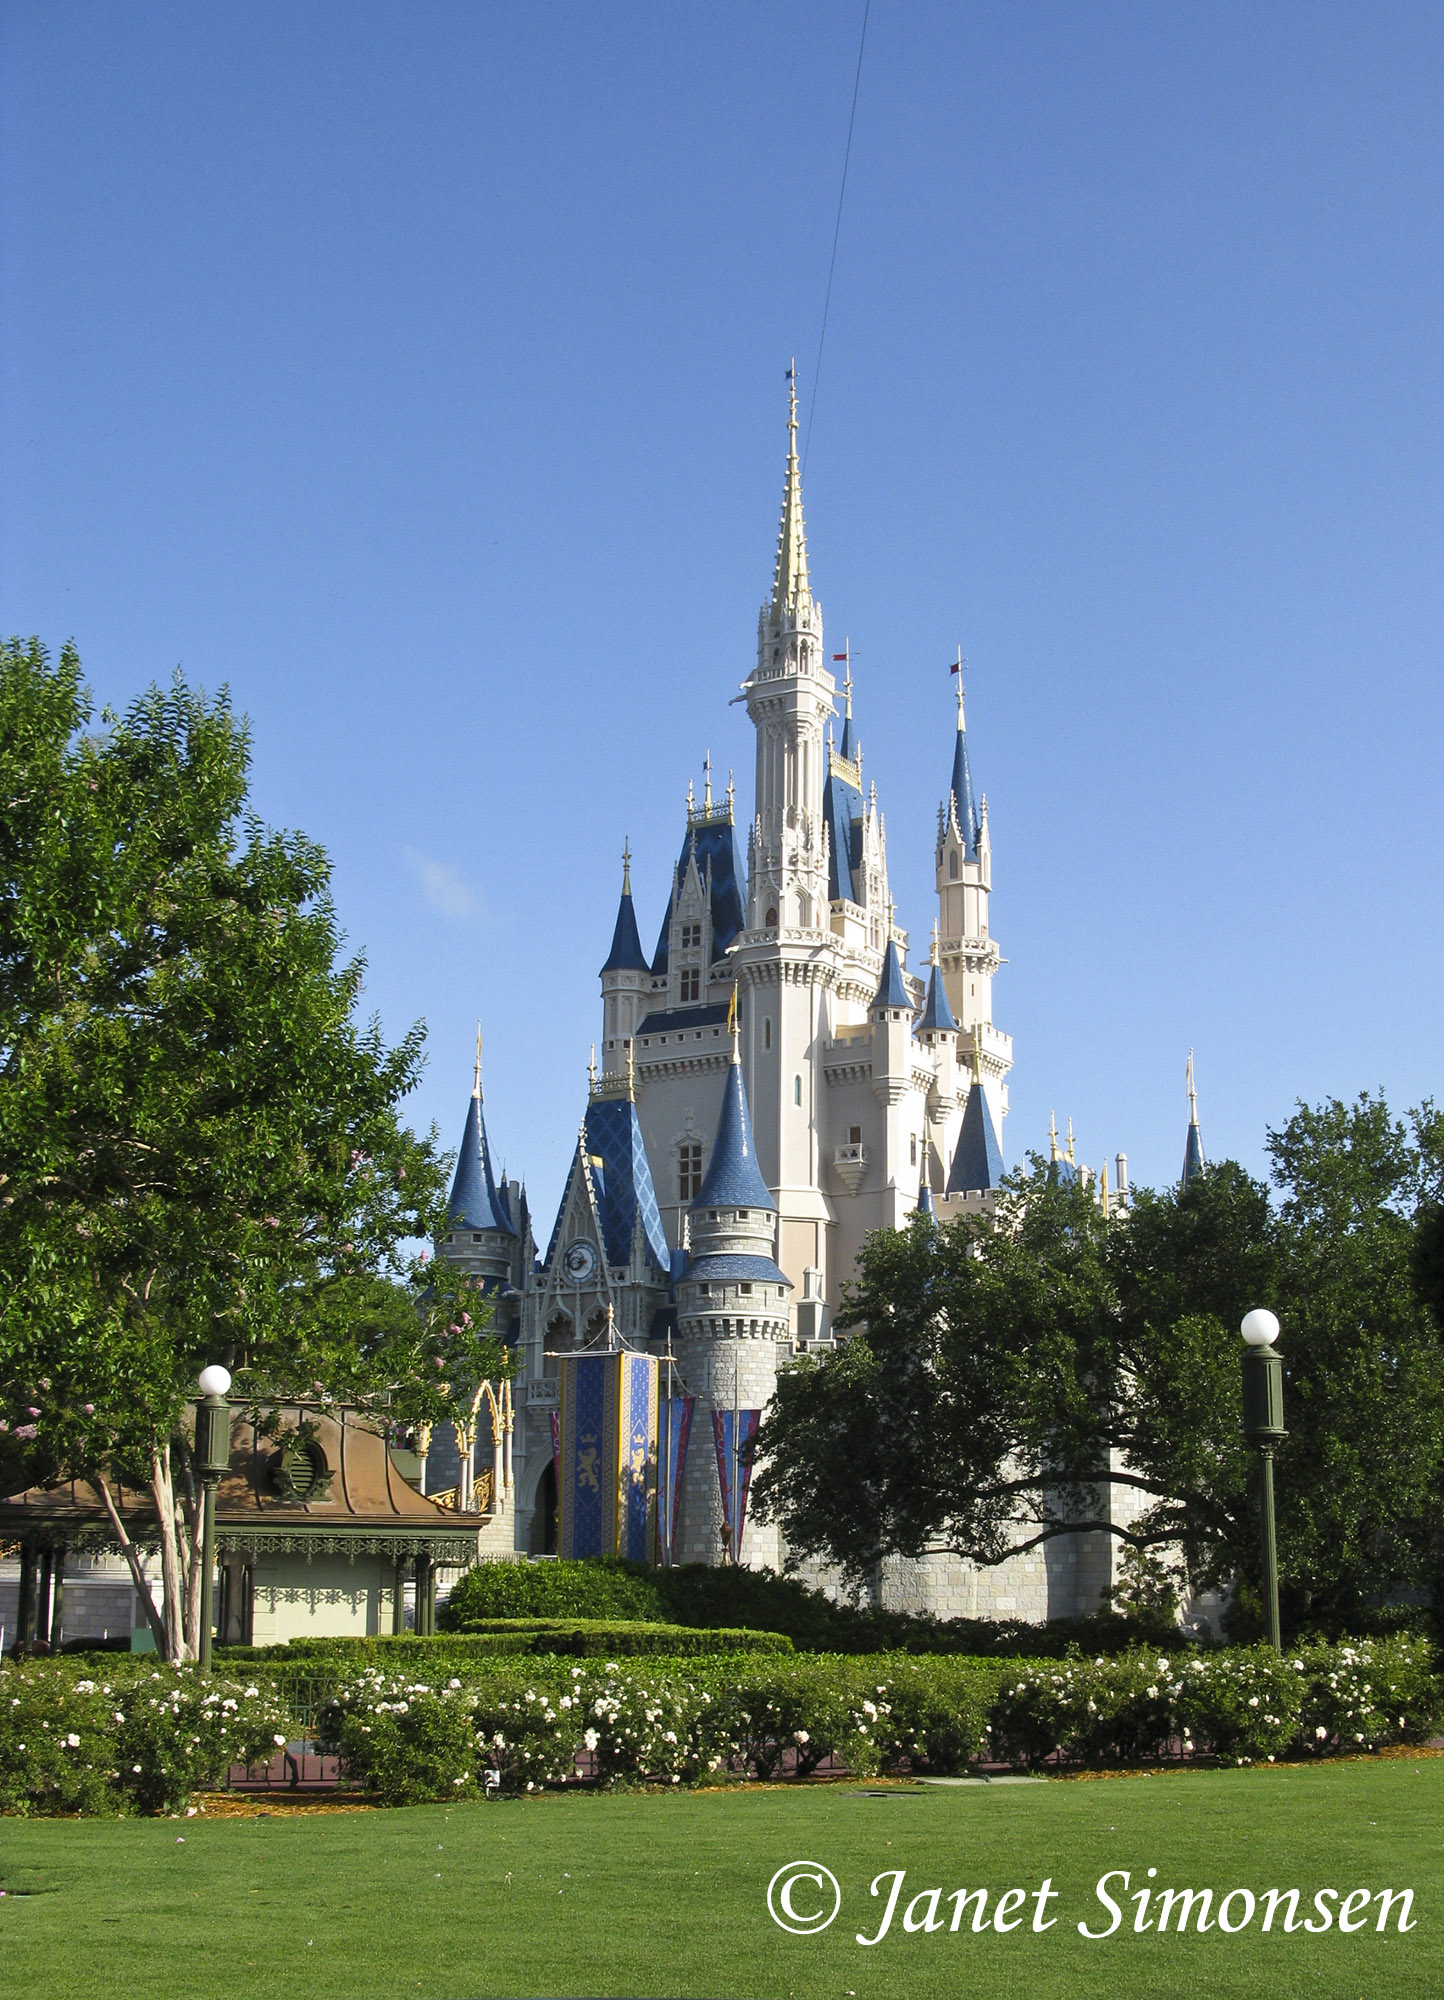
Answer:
766;907;778;929
763;1018;772;1050
794;1075;803;1106
949;851;959;880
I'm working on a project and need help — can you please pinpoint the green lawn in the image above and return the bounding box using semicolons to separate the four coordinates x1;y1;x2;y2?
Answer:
1;1762;1440;2000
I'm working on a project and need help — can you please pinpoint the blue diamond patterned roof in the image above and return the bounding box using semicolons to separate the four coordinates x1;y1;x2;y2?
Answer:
652;818;746;973
1183;1119;1205;1186
694;1062;774;1211
823;759;864;903
446;1092;515;1235
947;1080;1005;1194
917;962;957;1032
584;1095;670;1272
917;1177;937;1220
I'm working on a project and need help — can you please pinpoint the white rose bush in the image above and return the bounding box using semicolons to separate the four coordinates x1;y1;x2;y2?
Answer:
1;1637;1436;1810
0;1661;294;1814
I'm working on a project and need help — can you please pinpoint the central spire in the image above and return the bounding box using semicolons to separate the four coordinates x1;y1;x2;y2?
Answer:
770;363;812;623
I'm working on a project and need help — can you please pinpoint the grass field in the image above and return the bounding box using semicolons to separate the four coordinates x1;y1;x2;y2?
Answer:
1;1760;1439;2000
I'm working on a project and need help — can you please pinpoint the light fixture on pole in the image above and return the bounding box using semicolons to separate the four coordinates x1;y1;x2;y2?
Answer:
1240;1309;1284;1649
195;1365;232;1669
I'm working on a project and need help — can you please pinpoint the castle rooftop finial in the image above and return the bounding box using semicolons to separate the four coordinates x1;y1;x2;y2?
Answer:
703;750;712;814
1066;1116;1076;1164
726;769;735;817
770;362;812;623
930;920;940;968
727;981;740;1064
621;836;631;893
1183;1049;1206;1185
473;1021;483;1100
686;775;695;819
1049;1111;1059;1163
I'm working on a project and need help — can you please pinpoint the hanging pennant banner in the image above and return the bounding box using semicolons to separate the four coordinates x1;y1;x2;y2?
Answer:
549;1407;561;1488
712;1407;761;1563
557;1351;658;1562
658;1395;695;1566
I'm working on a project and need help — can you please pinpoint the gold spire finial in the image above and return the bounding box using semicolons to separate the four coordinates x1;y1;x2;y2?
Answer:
588;1043;597;1090
703;751;712;814
473;1021;483;1100
973;1020;985;1081
625;1037;635;1101
1066;1117;1076;1164
726;769;735;817
686;775;695;820
1187;1048;1199;1124
621;837;631;894
929;920;940;968
1049;1111;1059;1162
1100;1160;1110;1218
954;647;967;731
727;981;740;1063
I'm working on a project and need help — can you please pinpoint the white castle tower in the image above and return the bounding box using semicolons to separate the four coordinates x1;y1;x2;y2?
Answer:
672;1013;792;1566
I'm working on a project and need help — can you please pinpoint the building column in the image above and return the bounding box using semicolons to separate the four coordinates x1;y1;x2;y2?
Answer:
14;1541;35;1654
35;1549;53;1652
393;1555;408;1634
48;1545;66;1650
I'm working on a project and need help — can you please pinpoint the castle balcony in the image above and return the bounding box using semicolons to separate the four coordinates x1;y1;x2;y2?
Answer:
832;1142;868;1196
526;1376;560;1409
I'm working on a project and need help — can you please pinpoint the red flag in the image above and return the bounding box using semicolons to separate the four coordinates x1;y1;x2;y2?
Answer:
832;653;848;662
949;659;961;675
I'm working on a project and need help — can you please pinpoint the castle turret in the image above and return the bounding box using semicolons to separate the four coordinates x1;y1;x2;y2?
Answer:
599;842;650;1069
674;1015;792;1567
441;1030;517;1284
1182;1053;1206;1186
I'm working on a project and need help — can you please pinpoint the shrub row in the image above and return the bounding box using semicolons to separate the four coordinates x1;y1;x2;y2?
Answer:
219;1621;792;1665
319;1635;1442;1802
4;1636;1435;1811
436;1556;1181;1656
0;1662;294;1816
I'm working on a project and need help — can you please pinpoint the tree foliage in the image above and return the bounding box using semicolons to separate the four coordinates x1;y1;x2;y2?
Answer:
752;1092;1444;1627
0;640;507;1654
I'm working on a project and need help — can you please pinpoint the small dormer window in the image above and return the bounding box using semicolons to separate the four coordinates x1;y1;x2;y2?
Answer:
680;967;700;1003
681;921;701;949
739;1282;753;1295
738;1210;748;1220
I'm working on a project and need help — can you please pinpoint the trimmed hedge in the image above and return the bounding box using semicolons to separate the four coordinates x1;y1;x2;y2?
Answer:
218;1621;790;1667
436;1556;1179;1657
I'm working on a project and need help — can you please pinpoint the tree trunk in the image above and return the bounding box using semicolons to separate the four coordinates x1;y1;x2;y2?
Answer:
96;1478;168;1653
150;1443;189;1661
181;1474;204;1661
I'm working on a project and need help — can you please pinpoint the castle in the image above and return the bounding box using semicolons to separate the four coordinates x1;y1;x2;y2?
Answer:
434;386;1196;1619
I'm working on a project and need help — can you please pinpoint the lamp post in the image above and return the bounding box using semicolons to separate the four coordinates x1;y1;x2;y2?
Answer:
1240;1309;1284;1649
195;1365;232;1670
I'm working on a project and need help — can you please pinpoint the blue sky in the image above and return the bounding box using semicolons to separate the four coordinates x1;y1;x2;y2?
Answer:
3;2;1441;1234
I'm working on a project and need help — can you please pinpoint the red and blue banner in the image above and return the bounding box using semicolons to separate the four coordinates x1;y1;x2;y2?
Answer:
557;1351;658;1562
658;1395;695;1567
712;1407;761;1564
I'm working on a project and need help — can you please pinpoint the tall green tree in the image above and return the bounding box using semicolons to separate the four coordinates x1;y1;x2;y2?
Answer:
752;1093;1444;1628
0;639;503;1656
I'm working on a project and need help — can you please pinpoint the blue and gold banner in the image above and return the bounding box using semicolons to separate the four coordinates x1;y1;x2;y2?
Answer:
658;1395;695;1567
558;1351;658;1562
712;1408;761;1564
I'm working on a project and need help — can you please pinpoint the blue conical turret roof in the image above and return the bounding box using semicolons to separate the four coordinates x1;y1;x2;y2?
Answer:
947;1080;1005;1194
871;938;910;1013
447;1089;515;1236
917;961;957;1033
917;1177;937;1222
948;693;982;862
600;880;648;974
1183;1120;1205;1186
694;1061;774;1211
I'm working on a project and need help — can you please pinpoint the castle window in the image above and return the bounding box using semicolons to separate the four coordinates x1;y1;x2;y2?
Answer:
680;967;700;1003
740;1283;753;1294
681;921;702;949
949;852;959;880
794;1075;803;1106
849;1125;861;1145
910;1135;918;1166
738;1210;748;1220
679;1142;703;1201
763;1018;772;1050
766;907;778;928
